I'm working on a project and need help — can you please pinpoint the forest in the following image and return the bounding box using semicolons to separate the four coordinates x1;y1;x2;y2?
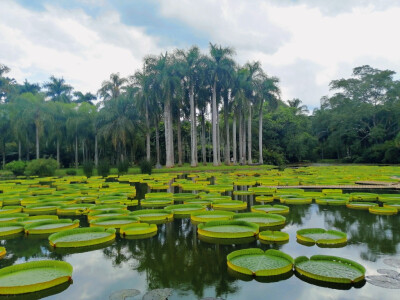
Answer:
1;44;400;170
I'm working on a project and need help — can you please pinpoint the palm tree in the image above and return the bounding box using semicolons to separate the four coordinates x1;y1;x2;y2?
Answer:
43;76;73;103
208;43;235;166
97;95;136;162
257;75;280;164
132;67;153;162
0;64;16;103
73;91;96;104
288;98;309;115
98;73;128;102
0;104;10;167
175;46;206;167
145;53;180;168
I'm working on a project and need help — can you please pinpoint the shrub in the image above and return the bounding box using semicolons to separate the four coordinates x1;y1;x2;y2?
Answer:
83;161;94;178
5;160;26;176
139;159;152;175
25;159;58;177
117;159;129;175
66;169;77;176
0;170;13;180
97;159;110;177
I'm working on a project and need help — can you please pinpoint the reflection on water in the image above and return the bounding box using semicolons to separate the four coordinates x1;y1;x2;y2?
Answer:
0;191;399;299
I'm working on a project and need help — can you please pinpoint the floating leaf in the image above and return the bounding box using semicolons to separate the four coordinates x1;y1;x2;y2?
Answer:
142;288;173;300
109;289;140;300
366;271;400;289
383;258;400;269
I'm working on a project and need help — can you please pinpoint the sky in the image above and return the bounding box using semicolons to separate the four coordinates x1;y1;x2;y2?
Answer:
1;0;400;110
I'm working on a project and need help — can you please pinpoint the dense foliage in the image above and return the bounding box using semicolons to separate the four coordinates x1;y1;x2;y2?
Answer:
25;158;58;176
1;48;400;169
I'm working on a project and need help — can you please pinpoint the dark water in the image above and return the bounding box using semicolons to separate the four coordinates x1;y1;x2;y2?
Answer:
0;190;400;299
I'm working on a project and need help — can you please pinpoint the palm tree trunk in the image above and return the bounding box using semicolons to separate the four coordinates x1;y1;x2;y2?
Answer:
35;124;39;159
26;133;29;161
164;98;172;168
82;140;85;163
56;138;60;167
258;100;263;164
155;122;161;168
201;110;206;165
177;116;183;166
243;113;246;164
2;142;5;168
168;100;175;167
239;113;243;165
145;102;151;161
248;104;252;164
94;134;98;167
233;114;237;164
18;140;21;161
212;79;218;166
216;105;221;164
75;135;78;169
224;96;230;165
190;84;197;167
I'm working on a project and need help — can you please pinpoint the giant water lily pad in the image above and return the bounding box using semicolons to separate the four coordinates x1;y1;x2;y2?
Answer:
233;213;285;228
120;223;157;237
164;204;205;217
227;248;293;276
130;209;173;223
212;200;247;211
109;289;140;300
258;230;289;243
0;222;25;237
198;220;259;239
25;219;79;235
0;247;6;258
142;288;173;300
369;206;397;215
90;216;139;229
49;227;116;248
191;211;235;223
366;269;400;289
383;258;400;268
346;202;378;210
296;228;347;246
251;205;289;214
294;255;365;284
0;260;73;294
140;199;174;208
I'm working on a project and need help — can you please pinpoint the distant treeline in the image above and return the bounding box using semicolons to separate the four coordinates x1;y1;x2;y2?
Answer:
1;44;400;168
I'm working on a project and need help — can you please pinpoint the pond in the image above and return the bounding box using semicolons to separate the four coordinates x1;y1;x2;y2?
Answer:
0;180;399;300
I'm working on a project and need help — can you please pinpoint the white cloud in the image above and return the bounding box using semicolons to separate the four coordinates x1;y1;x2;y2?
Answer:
157;0;400;109
0;0;161;94
1;0;400;109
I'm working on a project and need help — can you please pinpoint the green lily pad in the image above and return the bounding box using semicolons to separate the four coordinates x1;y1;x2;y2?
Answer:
251;205;289;214
258;230;289;243
90;216;139;229
191;211;235;223
0;260;73;294
198;220;259;239
227;248;293;276
296;228;347;246
130;209;173;223
294;255;365;284
164;204;205;217
25;219;80;234
120;223;157;237
49;227;116;248
233;213;286;228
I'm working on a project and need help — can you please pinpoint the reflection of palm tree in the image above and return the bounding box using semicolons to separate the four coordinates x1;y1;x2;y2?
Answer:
284;205;309;226
318;206;400;261
103;219;242;298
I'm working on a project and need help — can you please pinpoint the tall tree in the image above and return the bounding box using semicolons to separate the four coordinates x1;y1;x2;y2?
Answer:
208;43;235;166
43;76;73;103
98;73;128;102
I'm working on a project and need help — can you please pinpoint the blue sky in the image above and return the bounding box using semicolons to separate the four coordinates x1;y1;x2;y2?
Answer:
2;0;400;110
